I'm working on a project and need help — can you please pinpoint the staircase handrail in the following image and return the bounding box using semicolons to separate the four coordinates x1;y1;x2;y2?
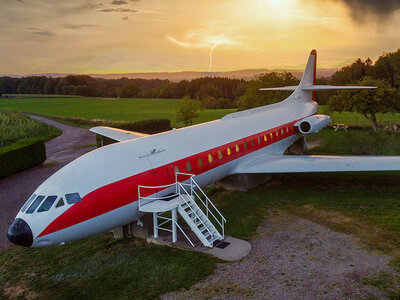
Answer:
190;177;227;223
138;182;177;209
192;189;224;229
177;182;214;241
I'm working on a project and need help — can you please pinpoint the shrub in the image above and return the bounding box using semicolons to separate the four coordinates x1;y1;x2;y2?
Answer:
51;116;171;134
0;138;46;178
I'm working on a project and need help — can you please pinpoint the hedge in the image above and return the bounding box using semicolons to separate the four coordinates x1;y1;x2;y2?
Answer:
0;138;46;179
50;116;171;134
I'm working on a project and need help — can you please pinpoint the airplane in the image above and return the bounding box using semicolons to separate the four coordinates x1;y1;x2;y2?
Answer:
7;49;400;248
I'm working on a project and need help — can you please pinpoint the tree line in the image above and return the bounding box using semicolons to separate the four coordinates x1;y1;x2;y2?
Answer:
0;75;247;109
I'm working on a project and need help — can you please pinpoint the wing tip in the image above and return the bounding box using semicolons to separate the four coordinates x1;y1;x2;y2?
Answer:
310;49;317;56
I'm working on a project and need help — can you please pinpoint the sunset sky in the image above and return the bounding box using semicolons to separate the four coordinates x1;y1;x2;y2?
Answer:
1;0;400;75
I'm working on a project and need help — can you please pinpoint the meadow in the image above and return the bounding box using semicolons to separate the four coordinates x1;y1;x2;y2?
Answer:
0;97;235;127
1;96;400;129
0;109;61;147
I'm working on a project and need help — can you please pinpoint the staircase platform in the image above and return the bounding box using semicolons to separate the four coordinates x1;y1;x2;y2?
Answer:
146;233;251;262
139;196;183;213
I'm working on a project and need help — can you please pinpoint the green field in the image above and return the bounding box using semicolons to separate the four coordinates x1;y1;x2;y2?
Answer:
1;96;400;128
0;110;61;147
0;97;235;127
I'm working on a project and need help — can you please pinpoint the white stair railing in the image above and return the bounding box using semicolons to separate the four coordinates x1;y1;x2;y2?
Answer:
138;172;226;247
176;172;226;239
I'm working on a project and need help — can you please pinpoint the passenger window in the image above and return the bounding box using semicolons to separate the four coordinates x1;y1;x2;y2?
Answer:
186;161;192;172
281;128;284;135
174;166;180;173
286;126;289;133
243;142;248;150
21;194;37;213
208;154;213;163
276;131;279;137
270;132;273;139
227;147;231;155
38;195;57;212
251;139;255;146
257;137;261;144
218;151;223;159
65;193;82;205
264;134;267;142
235;144;239;152
56;198;65;208
26;195;45;214
198;158;203;167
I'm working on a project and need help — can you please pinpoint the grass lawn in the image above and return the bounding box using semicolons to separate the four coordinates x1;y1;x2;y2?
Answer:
0;235;218;300
0;97;235;127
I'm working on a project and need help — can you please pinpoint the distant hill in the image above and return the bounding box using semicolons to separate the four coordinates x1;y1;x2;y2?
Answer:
1;68;337;82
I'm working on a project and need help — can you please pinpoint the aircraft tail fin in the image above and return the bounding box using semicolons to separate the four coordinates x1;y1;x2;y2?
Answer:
260;49;376;100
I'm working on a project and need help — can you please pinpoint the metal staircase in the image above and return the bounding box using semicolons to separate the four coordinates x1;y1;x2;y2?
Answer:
138;172;226;248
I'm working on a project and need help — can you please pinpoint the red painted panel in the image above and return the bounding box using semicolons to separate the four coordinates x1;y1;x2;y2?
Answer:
38;120;301;237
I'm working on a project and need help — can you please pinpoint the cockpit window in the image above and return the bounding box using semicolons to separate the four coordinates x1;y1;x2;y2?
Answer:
37;196;58;212
55;198;65;208
26;195;45;214
21;194;37;213
65;193;82;204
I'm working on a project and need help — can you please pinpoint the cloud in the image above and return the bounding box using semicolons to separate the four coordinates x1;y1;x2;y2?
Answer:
62;24;99;29
316;0;400;21
28;27;54;36
122;16;129;20
99;8;138;13
167;32;240;49
111;0;128;5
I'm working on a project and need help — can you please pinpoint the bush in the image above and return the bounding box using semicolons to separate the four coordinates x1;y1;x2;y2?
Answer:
51;116;171;134
0;138;46;178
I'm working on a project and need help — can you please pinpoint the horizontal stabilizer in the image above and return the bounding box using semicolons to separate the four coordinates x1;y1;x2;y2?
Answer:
259;86;298;91
260;85;376;92
90;126;149;142
302;85;376;91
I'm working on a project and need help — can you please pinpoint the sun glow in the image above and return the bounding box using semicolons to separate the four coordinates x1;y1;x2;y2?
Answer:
267;0;283;8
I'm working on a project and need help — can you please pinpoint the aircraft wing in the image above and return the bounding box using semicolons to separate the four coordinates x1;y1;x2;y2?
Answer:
90;126;149;142
232;155;400;174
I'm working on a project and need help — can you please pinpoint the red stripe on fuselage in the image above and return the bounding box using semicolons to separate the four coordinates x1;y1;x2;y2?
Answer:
38;121;299;237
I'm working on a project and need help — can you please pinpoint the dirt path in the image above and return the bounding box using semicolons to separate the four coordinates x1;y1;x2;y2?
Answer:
163;212;392;299
0;115;96;252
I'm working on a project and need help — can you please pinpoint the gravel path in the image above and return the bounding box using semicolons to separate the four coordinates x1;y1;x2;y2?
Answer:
0;115;96;252
163;212;392;299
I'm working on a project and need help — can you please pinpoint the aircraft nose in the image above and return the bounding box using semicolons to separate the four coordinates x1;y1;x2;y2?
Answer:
7;218;33;247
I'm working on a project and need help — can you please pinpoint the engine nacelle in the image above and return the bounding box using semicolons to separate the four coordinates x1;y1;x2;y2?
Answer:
294;114;331;135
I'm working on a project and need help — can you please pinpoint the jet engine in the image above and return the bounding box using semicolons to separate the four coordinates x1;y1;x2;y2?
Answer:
294;114;331;135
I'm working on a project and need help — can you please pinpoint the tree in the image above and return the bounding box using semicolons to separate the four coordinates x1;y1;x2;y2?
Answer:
117;81;141;98
176;96;202;126
236;72;299;110
329;77;400;131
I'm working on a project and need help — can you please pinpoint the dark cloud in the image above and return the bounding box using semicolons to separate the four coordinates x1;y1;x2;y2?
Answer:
62;24;99;29
99;8;138;12
16;0;23;3
28;27;54;37
322;0;400;21
122;16;129;20
111;0;128;5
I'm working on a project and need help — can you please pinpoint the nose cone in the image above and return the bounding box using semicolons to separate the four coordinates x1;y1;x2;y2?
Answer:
7;218;33;247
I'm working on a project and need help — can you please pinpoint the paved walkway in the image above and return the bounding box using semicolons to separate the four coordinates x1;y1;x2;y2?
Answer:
0;116;96;252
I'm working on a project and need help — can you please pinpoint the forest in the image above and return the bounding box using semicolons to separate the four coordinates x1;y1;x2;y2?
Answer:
1;48;400;111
